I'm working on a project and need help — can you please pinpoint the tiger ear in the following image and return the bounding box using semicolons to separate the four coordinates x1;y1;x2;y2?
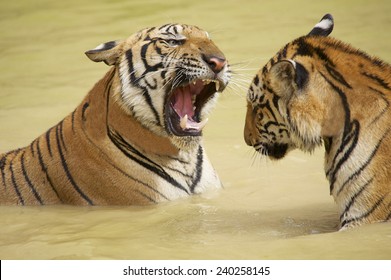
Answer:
269;60;309;96
85;40;124;66
307;13;334;36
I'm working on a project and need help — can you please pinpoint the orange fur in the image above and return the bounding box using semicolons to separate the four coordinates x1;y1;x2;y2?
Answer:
244;15;391;229
0;24;230;205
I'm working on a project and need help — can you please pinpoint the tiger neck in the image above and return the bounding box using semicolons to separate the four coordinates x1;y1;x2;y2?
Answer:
105;73;180;157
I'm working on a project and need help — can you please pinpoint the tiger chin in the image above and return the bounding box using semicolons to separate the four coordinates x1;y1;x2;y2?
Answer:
0;24;230;206
244;14;391;229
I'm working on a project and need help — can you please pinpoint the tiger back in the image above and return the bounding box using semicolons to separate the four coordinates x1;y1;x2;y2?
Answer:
0;24;230;205
244;14;391;229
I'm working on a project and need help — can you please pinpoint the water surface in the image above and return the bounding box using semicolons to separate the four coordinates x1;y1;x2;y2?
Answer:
0;0;390;259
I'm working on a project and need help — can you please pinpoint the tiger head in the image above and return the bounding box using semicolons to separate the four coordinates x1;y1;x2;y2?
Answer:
244;14;335;159
85;24;230;149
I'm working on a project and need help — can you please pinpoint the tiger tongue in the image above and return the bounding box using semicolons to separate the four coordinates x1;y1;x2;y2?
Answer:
173;83;208;131
173;86;195;118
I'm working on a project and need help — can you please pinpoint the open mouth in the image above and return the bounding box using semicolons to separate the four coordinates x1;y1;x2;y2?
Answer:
165;78;223;137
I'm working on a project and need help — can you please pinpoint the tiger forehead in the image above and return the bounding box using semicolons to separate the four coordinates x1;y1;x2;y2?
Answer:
148;24;209;40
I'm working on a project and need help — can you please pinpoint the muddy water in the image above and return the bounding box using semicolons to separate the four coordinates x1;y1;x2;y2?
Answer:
0;0;390;259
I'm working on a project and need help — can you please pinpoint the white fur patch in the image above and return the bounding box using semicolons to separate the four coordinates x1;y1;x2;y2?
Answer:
286;59;296;69
93;43;106;51
314;19;333;30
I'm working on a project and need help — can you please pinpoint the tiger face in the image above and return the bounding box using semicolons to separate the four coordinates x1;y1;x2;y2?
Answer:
244;68;295;159
244;14;336;159
86;24;230;149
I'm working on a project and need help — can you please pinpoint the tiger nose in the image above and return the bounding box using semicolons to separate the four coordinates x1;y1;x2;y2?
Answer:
203;54;227;73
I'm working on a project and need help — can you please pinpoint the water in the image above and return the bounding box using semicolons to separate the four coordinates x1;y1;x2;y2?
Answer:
0;0;390;259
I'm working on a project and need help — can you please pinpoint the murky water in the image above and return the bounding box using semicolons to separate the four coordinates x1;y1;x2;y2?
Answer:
1;0;390;259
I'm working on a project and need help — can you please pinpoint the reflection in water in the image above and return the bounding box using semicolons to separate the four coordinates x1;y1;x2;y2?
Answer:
0;0;391;259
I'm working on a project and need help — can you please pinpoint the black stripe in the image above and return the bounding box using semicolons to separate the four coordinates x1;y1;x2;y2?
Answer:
325;121;357;178
189;146;203;193
125;49;161;125
362;72;391;91
146;27;156;33
386;204;391;221
340;177;373;221
368;86;389;125
341;195;385;227
172;25;178;35
166;155;190;165
108;127;190;194
20;151;43;205
79;75;168;203
281;44;288;58
82;126;169;201
131;46;164;81
29;140;36;157
9;152;24;205
252;75;260;87
336;127;390;196
293;37;335;67
135;189;157;204
36;137;62;202
55;123;93;205
320;73;356;178
328;121;360;193
163;165;193;179
259;99;278;123
45;127;53;157
325;64;352;89
109;128;166;174
159;24;171;30
0;152;9;187
58;121;67;152
104;71;167;192
323;40;387;68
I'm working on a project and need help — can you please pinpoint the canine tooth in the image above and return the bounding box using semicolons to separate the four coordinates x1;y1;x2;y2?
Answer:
193;106;196;111
192;80;197;85
198;118;209;130
215;81;220;92
180;114;188;130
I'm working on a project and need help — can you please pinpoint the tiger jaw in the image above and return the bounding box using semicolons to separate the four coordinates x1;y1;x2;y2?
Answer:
166;78;224;137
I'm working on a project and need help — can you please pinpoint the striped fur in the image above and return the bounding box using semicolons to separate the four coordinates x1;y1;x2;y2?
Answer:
0;24;230;205
244;14;391;229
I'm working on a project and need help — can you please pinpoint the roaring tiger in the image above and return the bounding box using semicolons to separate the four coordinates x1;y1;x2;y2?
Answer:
244;14;391;229
0;24;230;205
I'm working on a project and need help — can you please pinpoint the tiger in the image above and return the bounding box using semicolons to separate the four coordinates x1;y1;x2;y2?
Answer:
244;14;391;229
0;24;230;206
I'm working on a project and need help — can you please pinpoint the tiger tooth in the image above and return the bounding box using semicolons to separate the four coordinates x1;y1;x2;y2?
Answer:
198;118;209;130
180;114;188;130
215;81;220;92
